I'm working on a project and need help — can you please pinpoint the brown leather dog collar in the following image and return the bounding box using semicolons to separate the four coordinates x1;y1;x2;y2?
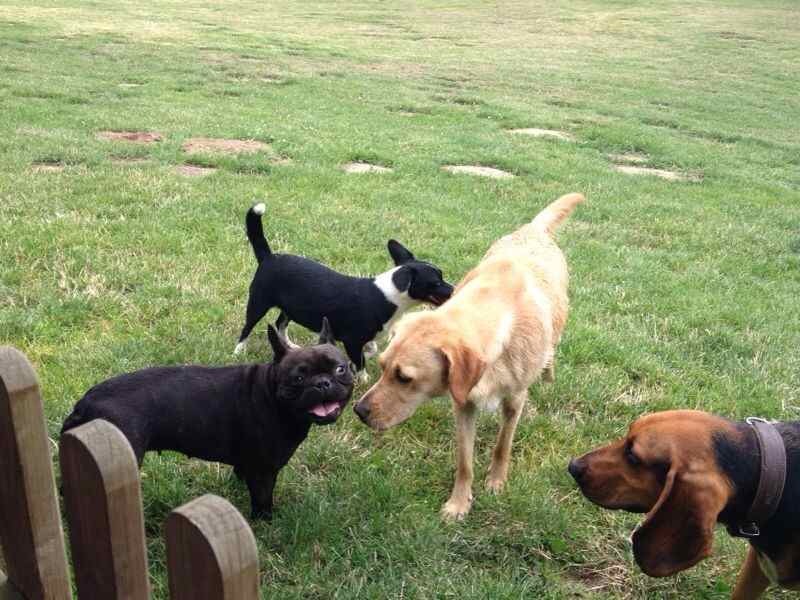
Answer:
733;417;787;538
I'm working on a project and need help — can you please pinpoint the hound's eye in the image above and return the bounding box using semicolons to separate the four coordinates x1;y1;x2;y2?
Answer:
625;442;641;466
395;367;412;384
335;364;347;376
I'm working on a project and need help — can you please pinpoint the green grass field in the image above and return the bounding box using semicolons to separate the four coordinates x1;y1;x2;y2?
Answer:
1;0;799;597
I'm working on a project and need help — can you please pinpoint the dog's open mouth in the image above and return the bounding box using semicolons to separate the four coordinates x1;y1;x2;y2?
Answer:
308;399;346;422
428;295;446;306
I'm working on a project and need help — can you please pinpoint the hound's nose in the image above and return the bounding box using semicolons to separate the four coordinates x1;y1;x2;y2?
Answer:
353;401;370;422
568;458;587;482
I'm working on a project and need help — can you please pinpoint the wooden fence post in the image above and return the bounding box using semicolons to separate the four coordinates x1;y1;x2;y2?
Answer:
0;346;71;600
165;495;259;600
60;419;149;600
0;569;25;600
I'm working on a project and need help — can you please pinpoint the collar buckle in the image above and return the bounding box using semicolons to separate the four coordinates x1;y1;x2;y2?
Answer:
738;522;761;538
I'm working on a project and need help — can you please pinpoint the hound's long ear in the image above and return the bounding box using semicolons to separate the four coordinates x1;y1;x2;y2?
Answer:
388;240;415;266
632;459;729;577
267;325;291;363
441;344;485;406
318;317;335;346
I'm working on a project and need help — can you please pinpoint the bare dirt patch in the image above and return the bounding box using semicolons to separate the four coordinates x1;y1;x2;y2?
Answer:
182;137;269;155
262;74;286;84
442;165;514;179
97;131;162;143
608;153;648;164
175;165;217;177
508;128;574;141
342;162;393;174
31;162;65;173
613;165;699;181
389;105;431;117
718;31;761;42
111;157;150;166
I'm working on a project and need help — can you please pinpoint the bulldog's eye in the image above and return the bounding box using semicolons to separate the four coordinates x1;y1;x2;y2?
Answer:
395;367;412;385
293;375;304;385
335;364;347;376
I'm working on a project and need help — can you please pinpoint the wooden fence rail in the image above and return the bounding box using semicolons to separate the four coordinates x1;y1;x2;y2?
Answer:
0;346;260;599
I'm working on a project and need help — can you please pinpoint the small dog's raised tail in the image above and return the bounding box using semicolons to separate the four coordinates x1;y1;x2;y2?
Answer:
246;203;272;263
531;193;584;235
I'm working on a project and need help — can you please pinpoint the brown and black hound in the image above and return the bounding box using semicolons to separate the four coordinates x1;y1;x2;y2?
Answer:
568;410;799;599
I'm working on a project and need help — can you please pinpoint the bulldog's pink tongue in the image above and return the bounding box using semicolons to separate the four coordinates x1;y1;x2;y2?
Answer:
310;402;339;417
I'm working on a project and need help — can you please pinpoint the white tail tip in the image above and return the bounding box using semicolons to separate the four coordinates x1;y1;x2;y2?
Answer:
253;203;266;215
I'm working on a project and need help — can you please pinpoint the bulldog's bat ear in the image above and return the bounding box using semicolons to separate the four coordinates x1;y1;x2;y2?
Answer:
318;317;335;346
268;325;290;363
387;239;415;265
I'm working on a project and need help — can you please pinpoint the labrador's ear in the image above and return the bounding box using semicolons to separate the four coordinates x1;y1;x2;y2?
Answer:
387;239;415;266
318;317;335;346
268;325;291;363
441;344;485;406
632;460;729;577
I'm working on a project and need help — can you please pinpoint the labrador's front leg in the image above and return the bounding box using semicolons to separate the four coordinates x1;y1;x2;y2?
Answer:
441;402;477;520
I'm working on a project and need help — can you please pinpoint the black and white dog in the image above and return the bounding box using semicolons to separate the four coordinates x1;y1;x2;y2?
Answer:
234;204;454;379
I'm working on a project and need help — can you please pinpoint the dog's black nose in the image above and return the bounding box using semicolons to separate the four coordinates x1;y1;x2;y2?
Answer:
353;401;370;422
315;377;332;391
568;458;587;482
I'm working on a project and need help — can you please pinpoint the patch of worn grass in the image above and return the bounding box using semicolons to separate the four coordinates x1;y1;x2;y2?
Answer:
1;0;799;598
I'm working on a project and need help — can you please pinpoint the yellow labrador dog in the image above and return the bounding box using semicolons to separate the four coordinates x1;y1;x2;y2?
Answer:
354;193;583;519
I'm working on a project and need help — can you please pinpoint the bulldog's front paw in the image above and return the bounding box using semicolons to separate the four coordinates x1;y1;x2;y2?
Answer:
233;341;247;355
358;370;371;385
363;341;379;358
440;495;472;521
250;508;273;521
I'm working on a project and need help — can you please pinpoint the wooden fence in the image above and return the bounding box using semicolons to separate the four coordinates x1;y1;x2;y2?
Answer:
0;346;260;599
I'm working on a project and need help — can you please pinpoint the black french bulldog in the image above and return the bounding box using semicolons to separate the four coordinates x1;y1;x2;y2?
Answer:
234;203;454;375
60;318;353;519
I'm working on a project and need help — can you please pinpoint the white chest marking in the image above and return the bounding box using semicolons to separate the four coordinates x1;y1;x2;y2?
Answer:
373;267;419;333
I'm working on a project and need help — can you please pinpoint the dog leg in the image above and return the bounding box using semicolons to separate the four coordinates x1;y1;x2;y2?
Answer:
363;341;379;359
542;349;555;383
236;296;272;355
245;469;277;520
442;402;477;520
344;339;370;384
486;390;525;494
732;546;770;600
543;361;555;383
275;311;301;350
